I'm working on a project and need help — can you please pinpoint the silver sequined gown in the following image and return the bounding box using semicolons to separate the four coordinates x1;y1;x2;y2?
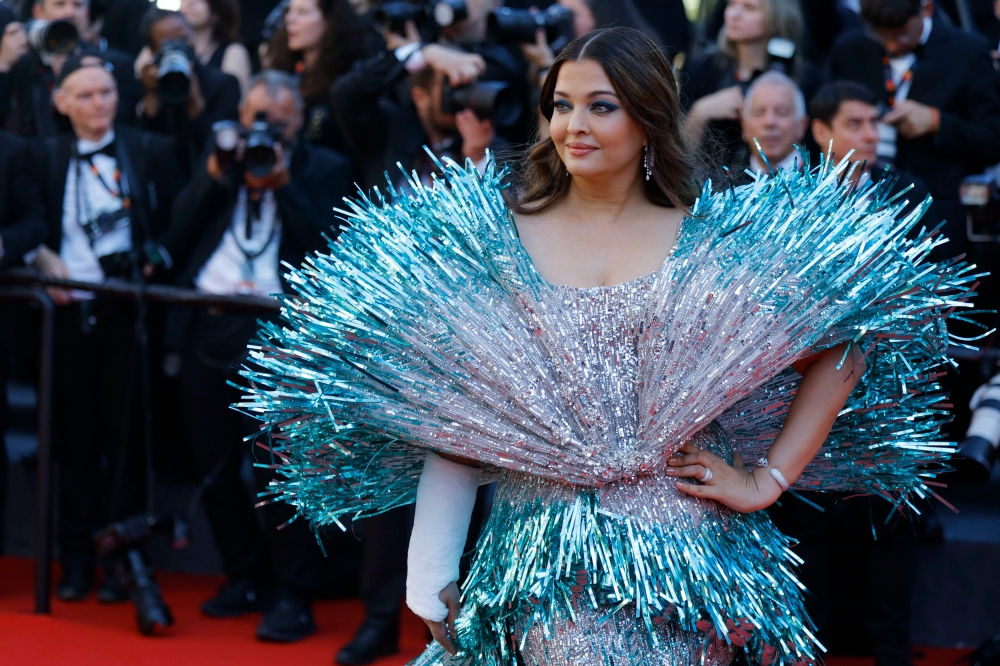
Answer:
491;275;737;665
242;158;970;666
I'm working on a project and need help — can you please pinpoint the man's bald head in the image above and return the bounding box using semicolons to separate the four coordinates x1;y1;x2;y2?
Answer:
53;61;118;141
741;71;808;166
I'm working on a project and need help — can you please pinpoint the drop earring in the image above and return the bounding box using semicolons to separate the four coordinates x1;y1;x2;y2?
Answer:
644;145;652;181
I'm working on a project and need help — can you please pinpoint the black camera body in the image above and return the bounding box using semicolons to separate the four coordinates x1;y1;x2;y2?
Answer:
373;0;467;35
487;6;573;51
155;39;193;106
440;79;521;128
25;19;79;58
212;111;287;178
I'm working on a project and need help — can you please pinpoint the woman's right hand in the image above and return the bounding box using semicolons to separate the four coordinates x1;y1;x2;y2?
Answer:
421;581;461;655
690;85;745;122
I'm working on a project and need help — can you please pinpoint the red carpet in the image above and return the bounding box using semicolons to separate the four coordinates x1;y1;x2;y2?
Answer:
0;556;971;665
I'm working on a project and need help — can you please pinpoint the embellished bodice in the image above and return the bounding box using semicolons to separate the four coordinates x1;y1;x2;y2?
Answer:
541;274;659;472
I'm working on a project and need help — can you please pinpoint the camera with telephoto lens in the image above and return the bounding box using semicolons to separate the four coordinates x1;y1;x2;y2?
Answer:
25;19;78;57
440;79;521;127
95;513;190;635
487;6;573;51
952;373;1000;483
212;111;287;178
373;0;466;34
155;39;193;106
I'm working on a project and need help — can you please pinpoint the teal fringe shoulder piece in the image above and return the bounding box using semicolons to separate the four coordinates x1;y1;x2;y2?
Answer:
237;153;984;531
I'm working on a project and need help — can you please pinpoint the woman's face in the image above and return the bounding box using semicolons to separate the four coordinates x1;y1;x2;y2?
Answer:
549;59;646;182
558;0;595;38
724;0;769;44
285;0;328;53
180;0;213;31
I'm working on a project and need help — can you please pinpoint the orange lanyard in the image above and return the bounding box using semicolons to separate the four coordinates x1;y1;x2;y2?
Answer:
882;56;914;108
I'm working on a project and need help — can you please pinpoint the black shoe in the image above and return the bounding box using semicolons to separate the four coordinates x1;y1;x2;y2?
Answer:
202;579;264;618
97;578;130;603
256;596;317;643
335;615;399;665
55;563;93;602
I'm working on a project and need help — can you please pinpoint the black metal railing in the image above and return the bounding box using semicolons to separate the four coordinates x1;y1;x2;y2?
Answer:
0;269;279;614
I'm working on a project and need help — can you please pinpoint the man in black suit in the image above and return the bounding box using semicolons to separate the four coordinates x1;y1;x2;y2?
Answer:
25;52;180;600
0;128;47;554
809;80;930;214
156;69;353;644
0;0;142;137
828;0;1000;259
136;7;239;172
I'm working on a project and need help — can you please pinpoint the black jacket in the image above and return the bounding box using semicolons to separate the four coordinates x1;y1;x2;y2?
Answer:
829;22;1000;204
0;130;46;268
159;140;354;292
29;124;182;262
0;45;143;137
141;61;240;172
331;43;527;189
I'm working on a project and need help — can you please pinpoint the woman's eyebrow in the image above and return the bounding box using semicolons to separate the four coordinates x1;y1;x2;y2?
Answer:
553;90;620;99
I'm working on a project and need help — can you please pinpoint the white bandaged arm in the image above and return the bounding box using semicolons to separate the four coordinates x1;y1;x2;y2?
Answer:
406;451;482;622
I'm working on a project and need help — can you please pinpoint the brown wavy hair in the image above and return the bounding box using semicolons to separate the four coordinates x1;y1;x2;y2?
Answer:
268;0;364;105
509;27;699;215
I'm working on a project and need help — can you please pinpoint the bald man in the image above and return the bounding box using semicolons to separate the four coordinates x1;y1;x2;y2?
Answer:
26;53;182;603
740;71;809;175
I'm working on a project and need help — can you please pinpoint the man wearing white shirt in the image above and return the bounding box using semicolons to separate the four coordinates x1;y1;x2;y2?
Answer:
155;70;353;642
25;52;181;602
829;0;1000;260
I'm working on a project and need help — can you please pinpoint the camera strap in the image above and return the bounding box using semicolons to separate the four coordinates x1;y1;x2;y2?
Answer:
73;143;131;249
232;187;279;278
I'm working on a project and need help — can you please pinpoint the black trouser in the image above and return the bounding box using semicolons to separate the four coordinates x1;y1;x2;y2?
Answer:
768;493;917;665
52;300;148;569
179;308;322;600
355;506;413;621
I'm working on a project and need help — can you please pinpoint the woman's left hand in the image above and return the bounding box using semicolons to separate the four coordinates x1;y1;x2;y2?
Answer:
667;442;783;513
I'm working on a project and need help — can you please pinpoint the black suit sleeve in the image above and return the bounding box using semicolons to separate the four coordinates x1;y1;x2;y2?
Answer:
190;69;241;143
275;149;353;253
0;136;46;267
932;46;1000;165
330;50;409;182
157;156;229;265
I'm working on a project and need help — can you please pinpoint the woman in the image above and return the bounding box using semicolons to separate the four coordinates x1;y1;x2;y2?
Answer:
266;0;364;155
241;28;971;665
180;0;252;93
683;0;817;170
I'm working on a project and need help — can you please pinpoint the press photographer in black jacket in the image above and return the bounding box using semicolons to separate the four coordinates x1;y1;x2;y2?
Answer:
25;52;181;600
156;69;354;643
136;7;240;172
0;128;46;554
0;0;141;136
829;0;1000;260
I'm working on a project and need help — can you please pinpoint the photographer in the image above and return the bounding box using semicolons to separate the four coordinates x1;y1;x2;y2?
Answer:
136;7;239;172
0;127;46;553
24;52;180;601
155;70;353;643
0;0;141;136
829;0;1000;260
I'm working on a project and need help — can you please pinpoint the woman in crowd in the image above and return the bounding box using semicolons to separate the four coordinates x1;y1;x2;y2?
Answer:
266;0;364;156
180;0;252;93
240;26;968;666
683;0;817;169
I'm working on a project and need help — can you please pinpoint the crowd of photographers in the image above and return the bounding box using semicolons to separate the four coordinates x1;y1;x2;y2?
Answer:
0;0;998;663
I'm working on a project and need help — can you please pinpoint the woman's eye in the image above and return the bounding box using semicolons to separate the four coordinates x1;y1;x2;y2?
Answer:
591;102;618;114
553;101;572;112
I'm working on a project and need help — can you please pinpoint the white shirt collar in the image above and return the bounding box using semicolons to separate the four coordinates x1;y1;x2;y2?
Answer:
77;129;115;156
749;150;801;174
